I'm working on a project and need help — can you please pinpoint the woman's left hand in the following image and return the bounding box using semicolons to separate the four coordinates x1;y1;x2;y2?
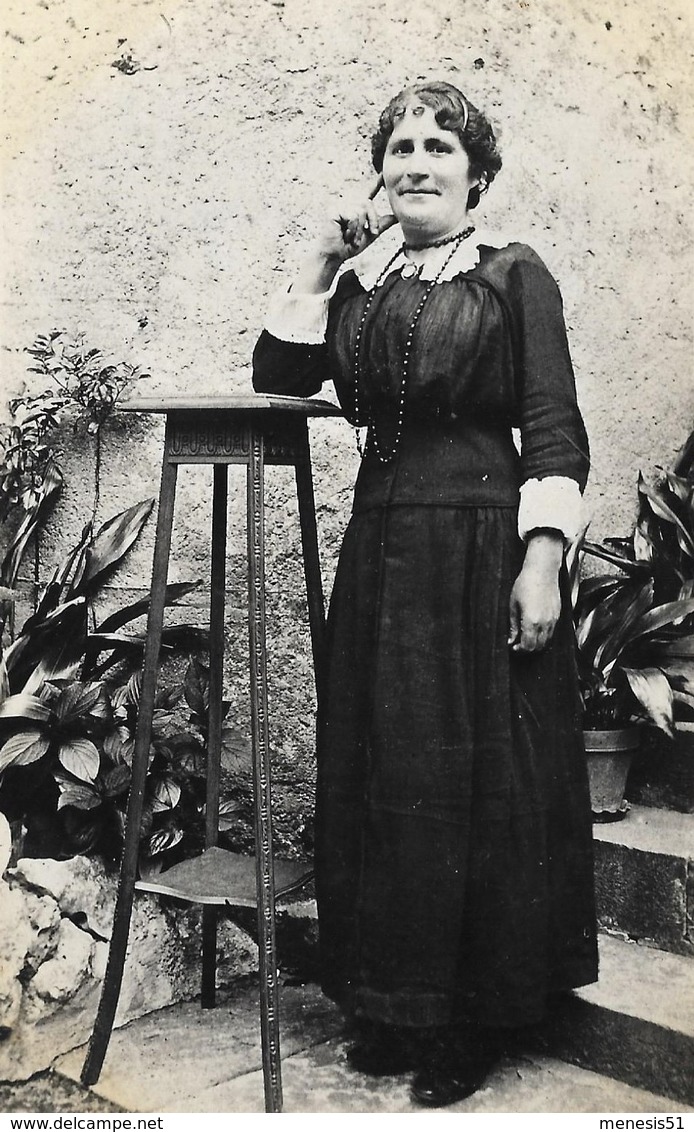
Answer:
508;530;564;653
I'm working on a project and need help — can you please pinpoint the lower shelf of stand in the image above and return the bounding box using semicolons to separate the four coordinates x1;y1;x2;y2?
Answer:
134;845;314;907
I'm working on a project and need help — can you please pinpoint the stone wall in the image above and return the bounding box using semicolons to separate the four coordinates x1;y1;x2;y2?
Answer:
2;0;693;852
0;817;257;1080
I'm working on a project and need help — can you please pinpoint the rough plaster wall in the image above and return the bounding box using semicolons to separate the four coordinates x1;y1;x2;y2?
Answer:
2;0;693;849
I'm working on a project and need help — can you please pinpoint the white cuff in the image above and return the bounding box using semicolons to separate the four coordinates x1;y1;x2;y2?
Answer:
518;476;584;543
264;286;331;345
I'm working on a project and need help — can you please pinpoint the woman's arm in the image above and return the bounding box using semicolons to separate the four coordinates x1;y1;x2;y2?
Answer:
252;190;395;396
506;249;590;653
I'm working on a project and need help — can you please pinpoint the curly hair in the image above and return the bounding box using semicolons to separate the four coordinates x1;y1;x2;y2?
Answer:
371;81;502;209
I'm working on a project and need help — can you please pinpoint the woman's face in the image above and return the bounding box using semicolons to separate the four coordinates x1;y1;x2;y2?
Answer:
381;103;476;242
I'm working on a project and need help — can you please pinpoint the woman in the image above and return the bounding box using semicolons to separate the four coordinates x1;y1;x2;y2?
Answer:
253;81;598;1107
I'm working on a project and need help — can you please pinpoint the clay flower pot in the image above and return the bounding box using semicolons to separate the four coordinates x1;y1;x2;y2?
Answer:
583;727;641;822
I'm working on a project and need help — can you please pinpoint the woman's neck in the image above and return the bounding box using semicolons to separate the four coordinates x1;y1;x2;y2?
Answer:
401;221;474;265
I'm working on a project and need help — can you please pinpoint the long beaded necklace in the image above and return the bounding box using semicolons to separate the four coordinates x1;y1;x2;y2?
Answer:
352;226;475;464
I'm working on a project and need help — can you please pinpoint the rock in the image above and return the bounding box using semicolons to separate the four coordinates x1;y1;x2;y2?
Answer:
0;882;31;1033
26;920;94;1009
12;856;116;939
0;853;258;1080
0;816;33;1033
19;890;61;969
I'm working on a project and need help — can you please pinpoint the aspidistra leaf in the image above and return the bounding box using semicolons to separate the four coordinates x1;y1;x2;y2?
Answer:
78;499;154;592
638;475;694;559
96;581;203;634
623;666;674;737
0;693;52;723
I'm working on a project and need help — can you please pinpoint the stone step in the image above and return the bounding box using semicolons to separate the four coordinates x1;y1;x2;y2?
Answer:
55;966;690;1113
627;724;694;814
162;1044;688;1114
593;804;694;955
531;933;694;1106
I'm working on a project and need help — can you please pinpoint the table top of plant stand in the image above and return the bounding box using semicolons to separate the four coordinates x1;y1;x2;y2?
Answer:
120;393;342;417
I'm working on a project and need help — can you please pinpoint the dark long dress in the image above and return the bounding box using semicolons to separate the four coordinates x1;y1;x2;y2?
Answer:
253;237;598;1030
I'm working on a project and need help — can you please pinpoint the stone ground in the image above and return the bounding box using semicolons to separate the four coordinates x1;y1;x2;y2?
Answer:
0;1074;124;1115
1;975;689;1115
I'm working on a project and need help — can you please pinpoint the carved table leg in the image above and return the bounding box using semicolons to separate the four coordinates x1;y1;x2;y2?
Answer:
202;463;228;1008
81;456;179;1085
247;429;282;1113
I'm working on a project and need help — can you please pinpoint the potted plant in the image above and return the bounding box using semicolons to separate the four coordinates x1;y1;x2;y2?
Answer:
570;428;694;820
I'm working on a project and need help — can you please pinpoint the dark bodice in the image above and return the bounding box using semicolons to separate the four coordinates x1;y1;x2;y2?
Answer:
253;240;589;512
329;268;516;426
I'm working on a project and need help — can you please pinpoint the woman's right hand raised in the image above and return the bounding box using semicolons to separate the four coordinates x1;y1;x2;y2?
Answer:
316;176;397;263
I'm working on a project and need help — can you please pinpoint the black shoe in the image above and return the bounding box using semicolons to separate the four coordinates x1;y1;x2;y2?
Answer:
410;1030;498;1107
410;1062;488;1107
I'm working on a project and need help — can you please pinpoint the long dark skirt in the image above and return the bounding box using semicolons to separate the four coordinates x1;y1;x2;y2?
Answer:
314;504;598;1030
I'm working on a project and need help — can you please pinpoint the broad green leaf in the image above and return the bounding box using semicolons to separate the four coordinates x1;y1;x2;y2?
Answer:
149;777;181;812
0;729;51;770
86;632;143;653
664;471;694;507
147;827;183;857
30;523;91;625
184;658;209;717
85;626;209;680
219;798;245;815
0;459;63;590
673;431;694;478
55;682;106;724
627;597;694;647
0;651;9;704
657;635;694;658
218;798;246;832
566;524;590;602
0;692;52;722
220;727;253;775
166;731;206;774
633;524;653;564
57;783;101;811
575;577;624;628
96;581;203;634
125;671;141;707
78;499;154;592
6;597;87;694
656;659;694;696
582;539;649;577
102;763;131;798
639;475;694;559
623;667;674;737
103;725;135;766
158;625;209;650
589;580;653;674
58;737;100;783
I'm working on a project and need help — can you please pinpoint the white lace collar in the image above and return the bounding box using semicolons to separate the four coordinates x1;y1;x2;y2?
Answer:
347;226;513;290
